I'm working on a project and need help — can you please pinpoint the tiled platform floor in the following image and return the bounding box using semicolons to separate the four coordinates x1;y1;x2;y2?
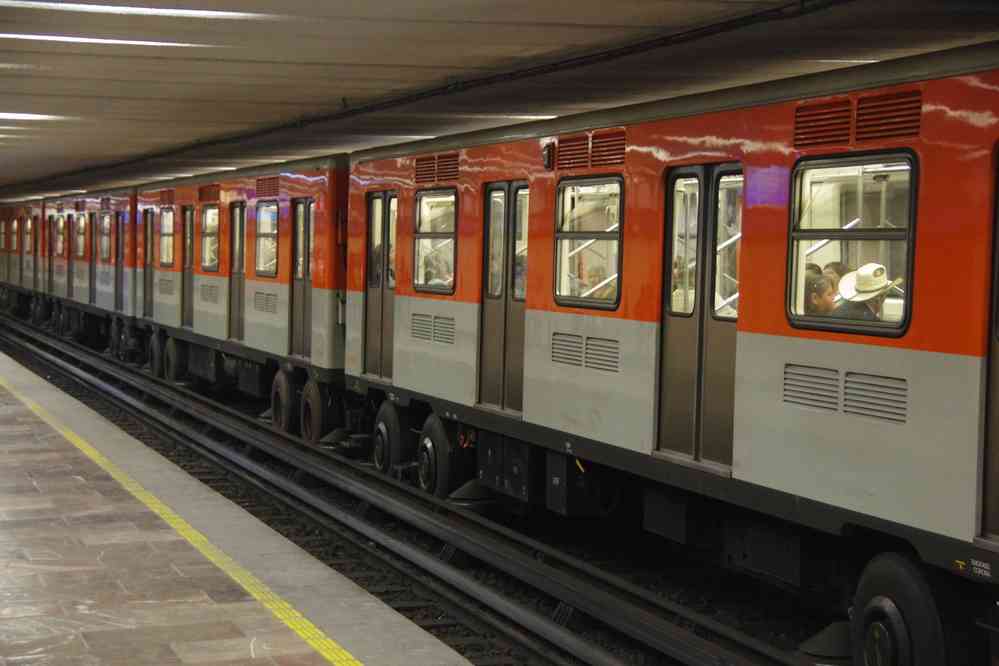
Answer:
0;386;331;665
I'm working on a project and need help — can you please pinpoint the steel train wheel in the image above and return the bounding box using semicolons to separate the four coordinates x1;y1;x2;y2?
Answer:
851;553;946;666
300;379;330;447
417;414;454;498
372;401;411;475
270;369;300;435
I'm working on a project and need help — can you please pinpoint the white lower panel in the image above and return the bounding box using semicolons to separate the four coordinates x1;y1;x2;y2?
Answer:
96;265;114;311
393;295;479;406
153;269;181;327
733;332;984;542
244;279;290;357
310;287;343;370
345;290;364;377
193;273;228;341
523;310;658;454
72;260;89;304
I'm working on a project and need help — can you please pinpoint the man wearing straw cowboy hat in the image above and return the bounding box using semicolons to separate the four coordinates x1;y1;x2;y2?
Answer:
832;262;902;321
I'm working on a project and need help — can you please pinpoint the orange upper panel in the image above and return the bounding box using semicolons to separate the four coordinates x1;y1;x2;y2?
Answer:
351;69;999;359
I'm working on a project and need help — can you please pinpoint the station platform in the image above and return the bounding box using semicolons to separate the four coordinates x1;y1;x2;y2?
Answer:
0;352;470;666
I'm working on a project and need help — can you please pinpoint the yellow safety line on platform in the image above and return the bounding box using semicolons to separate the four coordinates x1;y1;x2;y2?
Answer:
0;375;362;666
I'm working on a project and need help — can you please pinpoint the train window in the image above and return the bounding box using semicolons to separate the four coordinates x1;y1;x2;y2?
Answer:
24;217;32;255
159;209;174;266
10;219;18;252
294;201;307;279
486;189;505;298
256;202;278;277
669;177;699;315
387;195;397;289
100;213;111;261
367;196;383;287
201;205;219;272
513;187;529;301
713;174;743;319
789;156;913;331
55;216;65;256
555;178;621;307
414;190;456;293
0;221;6;250
75;214;86;258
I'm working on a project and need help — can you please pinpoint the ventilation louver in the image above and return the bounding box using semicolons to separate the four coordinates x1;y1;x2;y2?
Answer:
100;197;111;210
160;190;174;206
794;100;852;148
411;313;433;341
551;333;584;367
198;185;220;202
855;91;921;142
74;201;85;212
256;177;279;198
556;136;589;170
782;364;839;412
590;131;627;167
584;337;620;372
200;283;219;303
556;130;627;169
843;372;907;423
253;291;278;314
432;316;455;344
414;153;460;184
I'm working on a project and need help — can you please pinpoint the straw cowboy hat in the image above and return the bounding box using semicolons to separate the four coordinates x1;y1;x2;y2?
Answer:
838;262;901;302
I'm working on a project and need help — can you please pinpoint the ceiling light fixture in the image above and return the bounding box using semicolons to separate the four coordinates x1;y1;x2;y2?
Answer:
0;112;65;120
0;1;278;20
813;58;880;64
0;63;39;70
0;33;215;47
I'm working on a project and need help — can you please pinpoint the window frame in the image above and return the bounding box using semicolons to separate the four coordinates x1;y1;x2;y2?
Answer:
254;200;279;278
553;175;624;311
74;212;87;259
511;184;530;302
413;187;458;295
666;169;703;318
24;216;33;256
159;207;175;267
483;183;507;300
785;150;918;337
99;213;112;261
710;167;745;322
201;205;220;272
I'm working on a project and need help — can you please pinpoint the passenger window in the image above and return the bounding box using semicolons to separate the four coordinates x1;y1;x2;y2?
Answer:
11;219;18;252
486;189;506;298
74;215;85;258
367;196;383;288
513;187;529;301
24;217;32;255
100;214;111;261
159;209;174;266
387;195;397;289
414;190;456;292
255;202;278;277
713;175;743;319
670;177;699;315
555;179;621;306
201;206;219;272
790;157;912;329
294;201;307;279
183;208;194;269
0;221;6;251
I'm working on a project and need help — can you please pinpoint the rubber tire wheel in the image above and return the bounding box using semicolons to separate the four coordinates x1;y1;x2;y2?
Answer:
300;380;331;447
417;414;455;498
148;335;164;379
851;552;947;666
164;338;187;383
271;370;300;435
372;401;408;475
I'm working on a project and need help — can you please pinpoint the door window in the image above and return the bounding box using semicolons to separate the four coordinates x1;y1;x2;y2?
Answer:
201;206;219;271
713;175;743;319
670;177;700;315
513;187;529;300
486;190;506;298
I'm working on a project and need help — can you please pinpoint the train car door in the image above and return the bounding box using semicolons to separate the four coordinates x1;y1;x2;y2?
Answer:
14;218;22;286
984;167;999;537
229;203;246;340
658;164;743;469
290;200;314;357
114;213;124;311
67;214;76;299
47;216;54;294
364;192;397;378
181;206;194;326
89;213;96;304
479;182;529;411
143;210;154;317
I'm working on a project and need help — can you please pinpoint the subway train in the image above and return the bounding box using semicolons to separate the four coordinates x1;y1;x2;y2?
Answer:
4;46;999;664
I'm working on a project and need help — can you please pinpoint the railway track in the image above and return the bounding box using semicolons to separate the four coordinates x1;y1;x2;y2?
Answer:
0;311;836;666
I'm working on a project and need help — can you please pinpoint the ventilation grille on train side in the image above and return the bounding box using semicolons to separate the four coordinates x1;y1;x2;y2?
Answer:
199;185;220;202
409;312;455;344
411;313;433;341
794;91;922;148
556;130;627;169
414;153;460;184
584;337;620;373
256;177;279;198
551;333;584;367
158;278;174;295
855;91;922;142
200;283;219;303
782;364;839;412
432;316;455;344
74;200;85;212
843;372;908;423
253;291;278;314
100;197;111;210
794;101;852;148
160;190;174;206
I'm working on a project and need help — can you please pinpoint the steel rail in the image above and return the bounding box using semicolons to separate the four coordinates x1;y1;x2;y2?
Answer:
0;312;819;666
